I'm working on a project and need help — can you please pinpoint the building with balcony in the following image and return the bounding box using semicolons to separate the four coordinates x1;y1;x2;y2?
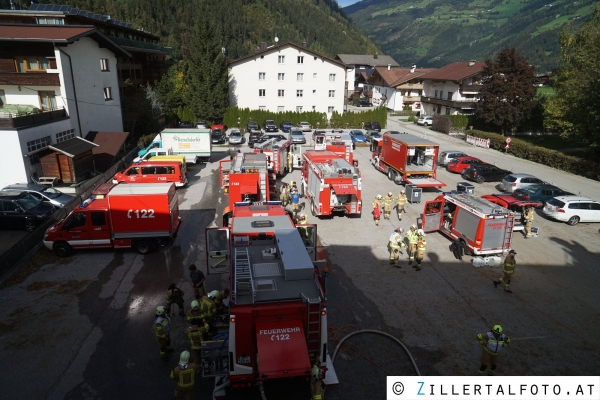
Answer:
335;53;400;100
0;24;129;188
228;42;345;118
419;61;485;116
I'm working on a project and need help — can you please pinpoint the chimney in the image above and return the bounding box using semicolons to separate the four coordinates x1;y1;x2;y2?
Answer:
387;64;391;71
302;41;307;47
374;53;378;59
260;42;267;51
410;64;416;73
469;60;476;67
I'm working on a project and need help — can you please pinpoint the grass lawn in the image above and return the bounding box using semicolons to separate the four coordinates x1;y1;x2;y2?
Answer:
515;134;587;151
537;87;555;95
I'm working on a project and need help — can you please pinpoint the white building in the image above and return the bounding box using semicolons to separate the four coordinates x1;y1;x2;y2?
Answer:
335;53;400;99
228;42;345;117
0;24;129;187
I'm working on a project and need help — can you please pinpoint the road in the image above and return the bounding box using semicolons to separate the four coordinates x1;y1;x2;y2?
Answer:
0;119;599;400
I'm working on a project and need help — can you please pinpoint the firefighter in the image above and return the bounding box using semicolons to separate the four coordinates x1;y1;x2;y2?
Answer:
450;237;466;260
170;350;198;400
395;190;407;220
523;206;534;238
187;321;210;367
211;288;230;315
166;283;185;316
295;213;311;245
188;264;205;300
291;187;301;219
388;227;405;266
287;151;293;172
476;325;511;376
494;250;516;293
415;229;427;271
406;224;419;264
383;192;394;220
372;194;382;226
187;300;203;326
155;306;173;359
279;183;289;206
199;292;217;326
310;363;326;400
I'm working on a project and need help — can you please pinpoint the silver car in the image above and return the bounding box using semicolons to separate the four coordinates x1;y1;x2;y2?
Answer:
290;129;306;144
227;130;244;145
500;173;547;193
438;150;468;166
2;184;74;208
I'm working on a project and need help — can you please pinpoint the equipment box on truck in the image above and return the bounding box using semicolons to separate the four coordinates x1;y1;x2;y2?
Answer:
43;183;181;257
219;153;276;210
253;138;291;176
160;128;211;164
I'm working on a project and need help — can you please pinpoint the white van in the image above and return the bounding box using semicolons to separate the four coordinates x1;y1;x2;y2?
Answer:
543;196;600;226
133;148;172;163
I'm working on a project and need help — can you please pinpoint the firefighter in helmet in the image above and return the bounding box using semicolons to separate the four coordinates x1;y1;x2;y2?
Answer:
523;206;534;238
383;192;394;220
372;194;382;226
287;151;293;173
395;190;407;221
279;183;289;206
388;227;406;267
155;306;173;359
187;320;210;367
415;229;427;271
187;300;203;326
406;224;419;264
166;283;185;316
295;213;311;245
170;350;198;399
476;325;511;375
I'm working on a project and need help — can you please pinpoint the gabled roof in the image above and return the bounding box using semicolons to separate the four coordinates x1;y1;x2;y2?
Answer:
27;136;98;157
336;54;399;68
229;42;345;68
85;131;129;171
369;67;437;87
419;61;485;81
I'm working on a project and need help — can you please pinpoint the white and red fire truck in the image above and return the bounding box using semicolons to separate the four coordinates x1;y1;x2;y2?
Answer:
204;202;338;396
422;191;514;255
371;131;445;187
219;153;276;210
301;150;362;217
253;138;291;176
313;131;357;166
43;183;181;257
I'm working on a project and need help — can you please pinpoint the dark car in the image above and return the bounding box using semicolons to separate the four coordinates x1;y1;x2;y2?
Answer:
357;100;372;107
2;184;73;209
364;122;381;132
211;129;226;144
261;134;286;142
280;121;294;133
0;191;54;231
178;121;193;128
365;130;381;142
513;184;574;204
263;120;278;132
461;164;511;183
248;130;264;148
247;121;260;133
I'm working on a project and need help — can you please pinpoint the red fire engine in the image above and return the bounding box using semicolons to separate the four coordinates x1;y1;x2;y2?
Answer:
204;202;338;396
301;150;362;217
253;138;291;175
422;191;514;255
43;183;181;257
371;131;445;187
313;132;357;166
219;153;276;210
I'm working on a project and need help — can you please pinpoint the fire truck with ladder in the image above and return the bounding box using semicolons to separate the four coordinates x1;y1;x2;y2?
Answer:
422;191;514;255
219;153;276;210
301;150;362;218
203;202;338;397
371;131;445;187
314;131;357;166
253;138;291;176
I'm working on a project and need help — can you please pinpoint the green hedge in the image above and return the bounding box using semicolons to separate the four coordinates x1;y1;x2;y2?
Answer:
466;130;600;181
449;115;469;129
432;115;451;134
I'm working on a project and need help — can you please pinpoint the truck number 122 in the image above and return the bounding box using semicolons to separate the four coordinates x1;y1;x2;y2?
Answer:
270;334;290;341
127;209;155;219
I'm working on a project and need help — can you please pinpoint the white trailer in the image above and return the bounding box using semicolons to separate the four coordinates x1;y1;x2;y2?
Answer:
160;128;211;164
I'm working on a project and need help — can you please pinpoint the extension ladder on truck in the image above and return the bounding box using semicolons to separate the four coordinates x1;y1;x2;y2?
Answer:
233;247;253;302
302;293;322;364
503;215;514;251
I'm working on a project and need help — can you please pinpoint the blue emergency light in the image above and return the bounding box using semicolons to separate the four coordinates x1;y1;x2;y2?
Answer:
78;195;96;208
234;201;251;207
264;201;282;205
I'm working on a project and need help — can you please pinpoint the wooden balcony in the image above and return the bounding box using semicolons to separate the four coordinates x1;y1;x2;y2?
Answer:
420;96;477;109
460;83;483;93
0;72;60;87
403;95;421;102
0;108;68;129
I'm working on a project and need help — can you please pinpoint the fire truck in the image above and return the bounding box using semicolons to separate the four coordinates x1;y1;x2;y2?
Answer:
422;191;514;255
314;131;357;166
253;138;291;175
290;143;306;171
219;153;276;210
204;202;338;396
43;183;181;257
371;131;445;187
301;150;362;217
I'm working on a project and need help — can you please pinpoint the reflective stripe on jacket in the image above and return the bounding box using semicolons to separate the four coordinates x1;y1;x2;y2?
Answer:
155;316;170;337
482;331;507;354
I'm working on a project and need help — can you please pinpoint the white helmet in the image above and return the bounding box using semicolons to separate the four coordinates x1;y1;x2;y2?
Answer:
156;306;166;316
417;229;425;236
377;194;382;199
401;190;405;194
410;224;417;230
208;290;220;298
396;227;404;234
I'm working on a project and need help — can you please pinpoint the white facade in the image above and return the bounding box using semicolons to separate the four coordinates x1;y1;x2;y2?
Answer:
228;44;345;117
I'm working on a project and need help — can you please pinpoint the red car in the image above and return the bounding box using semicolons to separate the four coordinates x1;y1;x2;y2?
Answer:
481;194;542;231
446;156;484;173
211;121;226;131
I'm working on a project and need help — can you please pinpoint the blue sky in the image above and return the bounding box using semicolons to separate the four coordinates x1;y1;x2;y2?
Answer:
337;0;360;7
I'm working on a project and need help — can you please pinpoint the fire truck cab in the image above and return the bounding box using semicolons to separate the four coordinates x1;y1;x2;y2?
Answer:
314;132;357;166
253;138;291;175
422;192;514;255
219;153;276;210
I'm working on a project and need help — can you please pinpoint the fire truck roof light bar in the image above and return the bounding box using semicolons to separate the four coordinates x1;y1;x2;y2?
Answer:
79;196;96;208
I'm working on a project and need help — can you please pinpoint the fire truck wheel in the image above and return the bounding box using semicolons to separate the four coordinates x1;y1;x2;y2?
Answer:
135;239;153;255
387;169;396;181
54;242;72;258
310;201;316;217
476;176;485;183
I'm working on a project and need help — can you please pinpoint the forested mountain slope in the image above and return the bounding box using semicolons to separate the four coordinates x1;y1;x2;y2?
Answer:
344;0;597;72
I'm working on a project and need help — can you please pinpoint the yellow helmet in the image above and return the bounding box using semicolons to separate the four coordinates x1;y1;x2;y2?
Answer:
156;306;166;316
410;224;417;230
179;350;190;364
492;325;503;334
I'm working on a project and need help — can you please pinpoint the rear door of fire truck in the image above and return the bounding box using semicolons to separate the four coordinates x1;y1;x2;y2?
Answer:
296;224;318;261
422;199;444;232
205;227;230;274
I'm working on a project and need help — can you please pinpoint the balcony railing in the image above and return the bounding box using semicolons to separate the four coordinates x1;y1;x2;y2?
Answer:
0;72;61;87
420;96;477;109
0;107;68;129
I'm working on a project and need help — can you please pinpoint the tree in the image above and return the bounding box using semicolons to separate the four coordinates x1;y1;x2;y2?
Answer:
474;47;536;134
545;6;600;153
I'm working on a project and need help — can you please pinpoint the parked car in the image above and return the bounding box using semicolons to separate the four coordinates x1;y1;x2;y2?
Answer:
0;191;54;231
290;129;306;144
365;130;381;142
446;156;484;173
280;121;294;133
349;129;367;144
357;100;372;107
417;116;433;126
513;184;574;204
248;130;264;148
461;164;511;183
263;120;278;132
297;121;312;132
312;129;328;139
196;121;209;129
247;121;260;133
211;121;226;131
500;173;548;193
364;121;381;132
481;194;543;231
543;196;600;226
227;130;244;145
211;129;226;144
259;134;287;143
2;184;73;209
179;121;193;128
438;150;468;166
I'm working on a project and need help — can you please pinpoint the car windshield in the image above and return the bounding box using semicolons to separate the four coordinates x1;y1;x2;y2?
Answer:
546;198;565;207
230;132;241;137
522;186;540;194
15;193;41;210
40;187;62;198
291;131;303;136
212;130;222;135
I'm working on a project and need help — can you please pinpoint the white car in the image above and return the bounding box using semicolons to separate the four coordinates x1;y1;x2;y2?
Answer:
297;121;312;132
417;116;433;126
543;196;600;226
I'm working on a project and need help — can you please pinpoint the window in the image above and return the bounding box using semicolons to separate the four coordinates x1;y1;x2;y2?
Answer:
259;89;265;97
329;74;336;82
278;90;285;97
328;90;335;98
104;87;113;101
445;107;451;115
277;106;285;112
259;106;266;111
313;90;316;94
15;56;50;72
126;167;140;176
0;89;5;106
56;129;75;143
278;55;285;64
314;56;317;60
38;91;56;111
37;17;64;25
328;106;334;113
296;106;303;112
297;73;304;81
91;212;106;226
447;91;453;100
259;72;265;80
313;73;317;78
297;56;304;64
27;136;51;152
278;73;285;81
100;58;109;71
297;90;303;97
434;90;439;98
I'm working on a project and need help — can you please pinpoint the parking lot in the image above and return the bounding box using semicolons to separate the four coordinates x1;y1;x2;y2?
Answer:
1;119;599;399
